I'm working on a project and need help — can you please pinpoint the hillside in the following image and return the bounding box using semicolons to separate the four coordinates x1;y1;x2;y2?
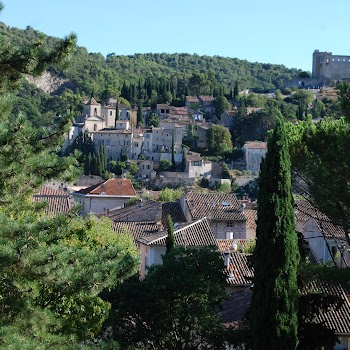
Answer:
0;21;303;101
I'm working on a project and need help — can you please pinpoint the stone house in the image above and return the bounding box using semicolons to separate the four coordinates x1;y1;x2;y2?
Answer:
295;199;349;266
242;141;267;174
185;95;215;117
180;192;247;240
184;151;212;178
92;128;133;161
73;178;137;215
137;217;217;278
218;110;237;132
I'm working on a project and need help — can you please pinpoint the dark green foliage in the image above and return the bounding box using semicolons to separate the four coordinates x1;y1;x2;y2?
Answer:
147;111;160;127
251;117;300;350
102;248;227;350
213;94;230;118
0;21;303;101
206;124;233;154
338;81;350;122
165;214;175;253
0;5;139;347
158;159;172;172
136;99;144;126
288;118;350;244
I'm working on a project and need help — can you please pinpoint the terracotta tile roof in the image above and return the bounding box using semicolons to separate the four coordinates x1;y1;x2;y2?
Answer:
156;104;172;110
104;200;163;223
33;186;71;215
217;239;255;253
186;192;246;221
220;287;252;327
199;95;215;102
138;217;217;247
224;252;254;286
301;280;350;334
74;178;136;197
185;151;203;162
171;107;188;115
186;96;200;103
295;199;346;239
244;209;257;229
161;201;187;225
243;141;267;149
112;221;161;245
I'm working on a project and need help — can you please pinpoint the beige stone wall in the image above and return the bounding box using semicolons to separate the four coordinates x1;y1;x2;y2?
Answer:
210;220;246;240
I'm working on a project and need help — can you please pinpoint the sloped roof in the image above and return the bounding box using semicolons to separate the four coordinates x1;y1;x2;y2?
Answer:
74;178;136;197
244;209;257;229
186;96;200;103
224;252;254;286
161;201;187;225
33;186;71;215
217;239;255;253
105;200;163;223
301;280;350;335
112;221;161;244
85;97;100;106
295;199;345;239
243;141;267;149
185;151;203;162
186;192;246;221
220;287;252;327
137;217;217;247
199;95;215;102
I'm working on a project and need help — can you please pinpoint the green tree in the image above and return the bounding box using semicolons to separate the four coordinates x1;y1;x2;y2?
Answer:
206;124;233;154
158;187;184;202
250;117;300;350
148;111;160;127
288;118;350;244
0;5;139;347
213;94;230;118
293;90;313;120
165;214;175;253
137;99;144;127
158;159;172;172
103;248;227;350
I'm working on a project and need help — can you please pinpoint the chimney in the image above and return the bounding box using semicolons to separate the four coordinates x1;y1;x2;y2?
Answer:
239;202;246;213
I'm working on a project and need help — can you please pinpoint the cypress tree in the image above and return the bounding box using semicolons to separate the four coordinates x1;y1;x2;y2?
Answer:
137;99;144;127
171;132;176;170
250;117;300;350
165;214;175;253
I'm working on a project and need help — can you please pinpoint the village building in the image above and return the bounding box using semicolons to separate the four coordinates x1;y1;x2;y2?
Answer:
242;141;267;173
137;217;217;278
72;178;137;215
180;192;247;240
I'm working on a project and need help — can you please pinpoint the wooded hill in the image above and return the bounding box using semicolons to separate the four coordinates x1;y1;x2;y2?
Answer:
0;21;303;101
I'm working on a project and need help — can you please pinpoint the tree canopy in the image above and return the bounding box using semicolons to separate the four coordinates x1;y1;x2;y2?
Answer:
102;247;227;350
0;4;139;348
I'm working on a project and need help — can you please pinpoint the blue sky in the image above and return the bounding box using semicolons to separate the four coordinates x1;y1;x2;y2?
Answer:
1;0;349;71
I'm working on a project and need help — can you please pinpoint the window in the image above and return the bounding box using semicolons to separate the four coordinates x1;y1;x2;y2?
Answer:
110;111;113;116
105;140;110;146
98;140;104;146
134;142;139;147
93;124;97;131
147;165;150;169
227;222;233;227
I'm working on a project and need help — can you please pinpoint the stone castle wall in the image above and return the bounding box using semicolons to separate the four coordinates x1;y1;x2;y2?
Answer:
312;50;350;81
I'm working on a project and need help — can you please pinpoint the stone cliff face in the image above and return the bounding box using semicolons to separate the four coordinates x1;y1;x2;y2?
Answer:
25;71;74;94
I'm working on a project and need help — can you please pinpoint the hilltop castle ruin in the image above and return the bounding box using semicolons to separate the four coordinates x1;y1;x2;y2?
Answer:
312;50;350;82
